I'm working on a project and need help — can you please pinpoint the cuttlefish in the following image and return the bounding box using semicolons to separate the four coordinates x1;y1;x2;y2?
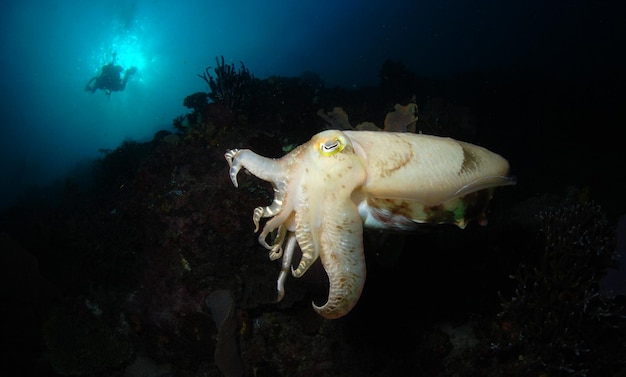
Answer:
225;130;515;319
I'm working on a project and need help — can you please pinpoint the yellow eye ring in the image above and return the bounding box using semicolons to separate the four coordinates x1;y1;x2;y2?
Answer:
319;136;346;156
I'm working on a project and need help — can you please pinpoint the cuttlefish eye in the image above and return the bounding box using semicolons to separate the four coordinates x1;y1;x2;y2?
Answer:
319;135;347;156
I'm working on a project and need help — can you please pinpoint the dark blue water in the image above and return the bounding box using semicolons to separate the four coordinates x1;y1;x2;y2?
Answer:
1;0;621;209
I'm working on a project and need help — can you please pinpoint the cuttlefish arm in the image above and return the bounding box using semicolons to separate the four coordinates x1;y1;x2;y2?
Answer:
313;187;366;318
225;148;293;240
225;131;368;318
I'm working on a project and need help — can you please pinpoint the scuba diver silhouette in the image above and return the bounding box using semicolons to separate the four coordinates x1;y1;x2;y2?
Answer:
85;53;137;98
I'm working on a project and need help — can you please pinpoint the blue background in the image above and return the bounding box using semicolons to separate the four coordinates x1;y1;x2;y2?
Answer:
0;0;622;209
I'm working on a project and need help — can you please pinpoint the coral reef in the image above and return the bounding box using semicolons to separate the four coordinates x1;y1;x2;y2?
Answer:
317;107;353;130
207;290;243;377
383;102;418;132
1;59;624;377
493;201;624;375
198;56;255;112
418;97;475;137
318;104;419;132
379;58;420;105
42;300;134;376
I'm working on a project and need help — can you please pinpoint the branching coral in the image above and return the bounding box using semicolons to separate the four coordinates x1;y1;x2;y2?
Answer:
198;56;254;112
